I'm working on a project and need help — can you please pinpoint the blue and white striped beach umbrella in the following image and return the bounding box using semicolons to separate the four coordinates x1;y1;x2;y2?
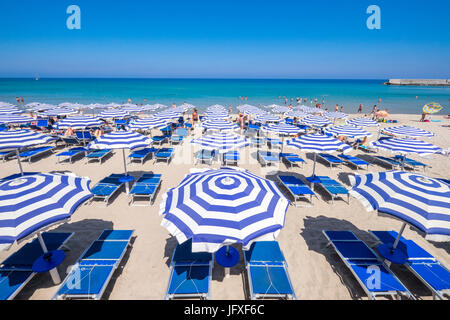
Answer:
0;106;20;115
98;109;130;119
254;114;281;123
190;132;249;153
301;115;332;127
285;110;308;118
346;117;380;127
204;111;229;119
88;131;151;179
0;130;55;175
324;125;372;138
271;106;291;114
324;112;348;120
0;115;34;124
127;117;169;130
296;105;318;114
206;104;226;112
261;122;303;135
160;167;289;252
0;173;93;250
381;125;434;138
56;116;104;130
350;171;450;254
371;138;443;156
201;119;239;132
153;110;183;121
120;105;144;113
287;134;352;176
39;108;78;117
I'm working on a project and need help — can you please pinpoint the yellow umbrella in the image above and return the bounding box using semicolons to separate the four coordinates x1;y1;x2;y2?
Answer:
423;102;442;114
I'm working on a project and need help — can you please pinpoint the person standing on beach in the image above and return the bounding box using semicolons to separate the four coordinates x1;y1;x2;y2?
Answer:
335;104;339;112
340;106;344;113
238;113;245;134
357;104;363;113
371;105;378;120
228;106;233;114
171;103;176;108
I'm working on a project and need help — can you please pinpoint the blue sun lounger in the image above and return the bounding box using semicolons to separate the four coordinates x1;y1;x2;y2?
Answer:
277;175;315;207
91;174;127;205
222;150;240;166
244;241;296;300
393;156;428;172
317;153;344;169
0;232;73;300
129;173;162;206
61;136;82;147
152;135;168;145
75;131;94;145
170;128;188;145
257;151;280;167
56;147;88;164
154;147;174;164
165;239;213;300
372;156;402;169
86;149;112;164
369;230;450;300
19;146;55;163
266;138;283;150
314;176;349;204
52;229;134;300
128;147;158;165
0;149;15;162
322;230;414;300
195;149;216;165
279;153;305;169
338;154;370;170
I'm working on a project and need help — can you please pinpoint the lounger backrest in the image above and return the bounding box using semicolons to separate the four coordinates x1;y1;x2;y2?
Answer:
172;240;212;265
278;175;303;186
244;241;286;264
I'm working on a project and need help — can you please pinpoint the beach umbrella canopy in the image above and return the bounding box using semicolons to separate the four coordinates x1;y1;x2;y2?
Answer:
190;132;249;153
296;105;318;114
39;108;77;117
287;134;352;177
98;109;130;119
204;111;229;119
346;117;380;127
324;112;348;123
254;114;281;123
88;131;151;184
0;173;93;251
423;102;443;114
0;130;55;175
371;138;443;156
201;118;239;132
206;104;226;112
159;167;289;253
56;116;104;130
127;117;169;130
285;110;308;118
271;106;291;114
349;171;450;263
141;104;163;112
0;115;34;125
120;105;144;113
0;106;21;115
153;110;183;121
301;115;332;127
261;122;303;135
324;125;372;138
381;125;434;138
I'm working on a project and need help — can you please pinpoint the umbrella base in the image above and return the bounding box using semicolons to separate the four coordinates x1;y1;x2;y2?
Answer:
377;243;407;264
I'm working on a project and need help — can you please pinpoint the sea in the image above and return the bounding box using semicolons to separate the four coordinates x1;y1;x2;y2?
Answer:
0;78;449;114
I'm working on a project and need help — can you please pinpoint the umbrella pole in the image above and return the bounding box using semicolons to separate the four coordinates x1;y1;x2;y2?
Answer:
312;153;317;177
16;148;24;176
225;245;231;278
122;149;130;194
37;232;61;284
391;222;407;252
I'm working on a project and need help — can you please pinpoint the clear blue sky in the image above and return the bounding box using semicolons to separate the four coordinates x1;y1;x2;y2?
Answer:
0;0;449;78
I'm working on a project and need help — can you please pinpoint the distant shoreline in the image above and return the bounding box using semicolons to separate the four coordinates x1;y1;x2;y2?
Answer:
383;79;450;86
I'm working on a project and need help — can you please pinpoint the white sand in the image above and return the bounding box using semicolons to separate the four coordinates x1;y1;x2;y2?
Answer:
1;113;449;300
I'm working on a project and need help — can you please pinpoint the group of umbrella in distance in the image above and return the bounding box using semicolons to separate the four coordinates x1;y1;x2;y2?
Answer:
0;101;448;291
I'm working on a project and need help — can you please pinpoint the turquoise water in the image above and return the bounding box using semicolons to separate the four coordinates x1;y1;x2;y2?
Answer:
0;78;449;114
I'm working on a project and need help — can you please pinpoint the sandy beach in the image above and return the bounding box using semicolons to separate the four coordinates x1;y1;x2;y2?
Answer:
1;113;449;300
